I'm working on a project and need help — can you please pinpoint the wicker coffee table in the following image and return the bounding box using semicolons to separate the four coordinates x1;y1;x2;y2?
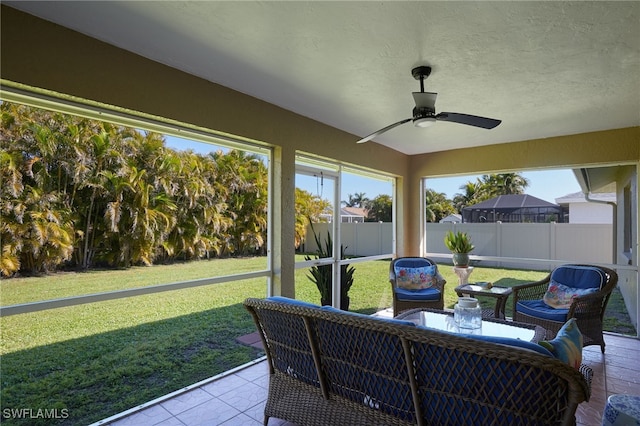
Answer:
396;308;546;343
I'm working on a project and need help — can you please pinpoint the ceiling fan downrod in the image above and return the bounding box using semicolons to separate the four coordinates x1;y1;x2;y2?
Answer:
411;66;436;126
412;66;432;93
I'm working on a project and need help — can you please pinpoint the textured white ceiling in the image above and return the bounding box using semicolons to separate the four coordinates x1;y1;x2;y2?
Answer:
6;1;640;155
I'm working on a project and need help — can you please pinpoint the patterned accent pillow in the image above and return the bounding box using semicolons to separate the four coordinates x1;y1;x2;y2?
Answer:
542;280;598;309
539;318;583;369
394;265;437;290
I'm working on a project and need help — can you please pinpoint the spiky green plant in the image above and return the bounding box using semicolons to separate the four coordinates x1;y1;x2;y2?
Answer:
444;231;474;253
304;226;355;310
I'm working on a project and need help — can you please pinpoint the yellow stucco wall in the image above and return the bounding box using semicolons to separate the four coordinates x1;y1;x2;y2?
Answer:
411;128;639;178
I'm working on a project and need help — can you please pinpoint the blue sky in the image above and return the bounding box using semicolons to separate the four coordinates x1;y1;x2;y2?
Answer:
335;169;581;204
426;170;582;204
164;135;581;204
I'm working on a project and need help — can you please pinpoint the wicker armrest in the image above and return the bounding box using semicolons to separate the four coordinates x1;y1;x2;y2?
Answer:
512;278;550;301
568;272;616;316
433;272;446;292
568;290;611;319
574;284;613;304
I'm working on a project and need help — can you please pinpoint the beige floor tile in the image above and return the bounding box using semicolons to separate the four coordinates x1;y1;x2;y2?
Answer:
99;332;640;426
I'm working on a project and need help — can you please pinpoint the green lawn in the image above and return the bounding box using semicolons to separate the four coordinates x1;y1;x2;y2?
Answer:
0;257;269;306
0;258;635;425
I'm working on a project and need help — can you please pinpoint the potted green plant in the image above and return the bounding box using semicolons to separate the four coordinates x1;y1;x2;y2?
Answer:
444;230;474;267
304;227;355;310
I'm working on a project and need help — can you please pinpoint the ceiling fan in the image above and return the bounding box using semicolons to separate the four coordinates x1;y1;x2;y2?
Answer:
356;66;501;144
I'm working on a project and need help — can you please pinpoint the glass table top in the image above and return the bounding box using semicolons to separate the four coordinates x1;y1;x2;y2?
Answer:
458;284;512;294
400;310;536;342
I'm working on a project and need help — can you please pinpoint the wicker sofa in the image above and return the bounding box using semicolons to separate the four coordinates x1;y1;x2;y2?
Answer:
244;297;592;426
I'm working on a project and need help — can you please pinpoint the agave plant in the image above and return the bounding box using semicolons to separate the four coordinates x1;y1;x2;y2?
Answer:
304;226;355;310
444;230;474;253
444;231;474;267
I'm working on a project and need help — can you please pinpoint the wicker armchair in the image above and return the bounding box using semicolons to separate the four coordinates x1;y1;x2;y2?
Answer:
389;257;446;316
512;264;618;353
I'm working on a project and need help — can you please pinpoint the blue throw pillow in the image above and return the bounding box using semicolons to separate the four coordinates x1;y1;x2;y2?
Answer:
539;318;583;368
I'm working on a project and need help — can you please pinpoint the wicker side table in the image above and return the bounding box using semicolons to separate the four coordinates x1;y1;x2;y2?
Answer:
455;284;513;319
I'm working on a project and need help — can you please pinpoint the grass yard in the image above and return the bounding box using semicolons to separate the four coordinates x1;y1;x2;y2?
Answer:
0;257;269;306
0;257;635;425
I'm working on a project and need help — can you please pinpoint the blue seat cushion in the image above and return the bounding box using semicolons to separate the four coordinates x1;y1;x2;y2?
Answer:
516;299;569;322
551;265;606;290
413;336;558;423
461;333;554;357
267;296;321;308
265;297;417;327
314;312;416;421
394;287;441;302
321;305;416;327
394;258;435;268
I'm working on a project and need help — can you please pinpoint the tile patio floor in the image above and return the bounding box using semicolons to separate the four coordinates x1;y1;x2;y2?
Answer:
94;331;639;426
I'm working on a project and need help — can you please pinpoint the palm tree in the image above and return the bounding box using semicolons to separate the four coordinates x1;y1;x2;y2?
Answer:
480;173;530;198
342;192;369;208
295;188;330;248
425;189;455;222
11;187;74;274
75;129;115;268
1;101;306;273
0;148;23;276
212;150;268;256
0;103;75;275
453;181;483;212
159;149;201;261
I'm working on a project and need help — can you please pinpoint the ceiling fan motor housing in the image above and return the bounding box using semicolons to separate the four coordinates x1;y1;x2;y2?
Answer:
412;108;437;127
413;106;435;118
412;90;438;126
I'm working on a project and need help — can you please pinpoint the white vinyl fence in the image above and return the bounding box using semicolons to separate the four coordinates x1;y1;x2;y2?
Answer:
304;222;613;271
303;221;639;332
425;222;614;270
302;222;394;257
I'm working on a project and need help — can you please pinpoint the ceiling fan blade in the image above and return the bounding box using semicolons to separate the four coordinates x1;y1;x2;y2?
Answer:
356;118;412;143
435;112;501;129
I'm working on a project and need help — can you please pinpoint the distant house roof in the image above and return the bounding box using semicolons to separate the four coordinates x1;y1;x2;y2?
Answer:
439;214;462;223
555;191;616;204
342;207;367;217
319;207;367;222
465;194;558;210
462;194;562;223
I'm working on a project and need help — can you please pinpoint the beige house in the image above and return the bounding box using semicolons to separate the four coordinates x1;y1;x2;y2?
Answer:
1;3;638;309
